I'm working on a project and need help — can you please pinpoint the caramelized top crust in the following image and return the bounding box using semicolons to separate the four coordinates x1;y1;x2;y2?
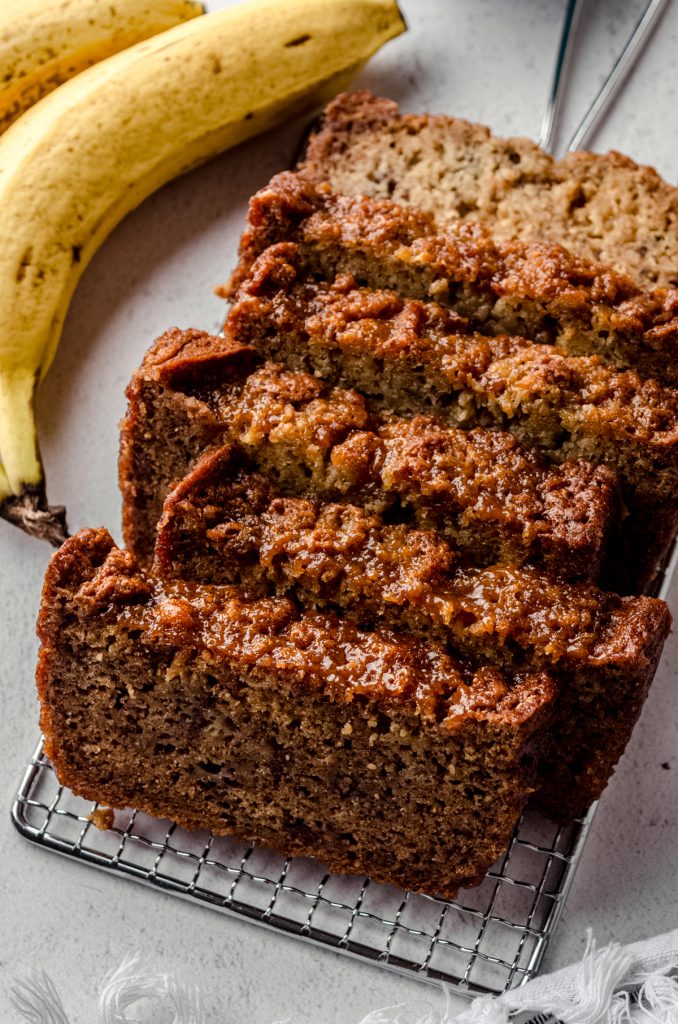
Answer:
38;529;556;732
132;325;261;393
300;91;678;290
376;418;610;546
154;444;671;671
233;172;634;306
223;362;373;461
484;349;678;445
230;171;678;385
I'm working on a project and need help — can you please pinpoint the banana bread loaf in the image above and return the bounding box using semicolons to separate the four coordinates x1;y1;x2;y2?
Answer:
299;91;678;289
38;94;678;901
154;443;672;818
228;171;678;386
120;329;618;580
37;527;557;899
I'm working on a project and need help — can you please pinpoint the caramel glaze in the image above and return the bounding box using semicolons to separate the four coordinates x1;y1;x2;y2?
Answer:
154;444;670;673
42;529;555;734
228;171;678;386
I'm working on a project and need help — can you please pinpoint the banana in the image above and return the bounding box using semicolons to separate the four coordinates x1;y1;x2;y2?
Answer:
0;0;405;545
0;0;204;134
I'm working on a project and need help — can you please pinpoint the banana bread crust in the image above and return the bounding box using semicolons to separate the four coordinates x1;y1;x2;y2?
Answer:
229;171;678;386
119;328;261;563
299;91;678;290
37;528;557;898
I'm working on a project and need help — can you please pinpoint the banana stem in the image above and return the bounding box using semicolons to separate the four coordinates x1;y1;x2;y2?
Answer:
0;487;69;546
0;372;69;545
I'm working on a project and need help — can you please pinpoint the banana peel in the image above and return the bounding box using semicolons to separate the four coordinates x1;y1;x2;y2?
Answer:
0;0;406;545
0;0;204;135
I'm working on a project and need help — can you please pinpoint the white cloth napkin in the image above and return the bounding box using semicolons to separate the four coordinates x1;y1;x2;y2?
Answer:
449;929;678;1024
11;929;678;1024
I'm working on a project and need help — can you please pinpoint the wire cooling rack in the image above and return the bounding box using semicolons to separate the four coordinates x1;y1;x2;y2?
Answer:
12;538;677;996
12;741;593;997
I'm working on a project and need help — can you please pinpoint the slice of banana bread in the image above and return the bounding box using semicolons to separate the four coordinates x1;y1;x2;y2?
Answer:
120;329;618;580
153;444;672;818
37;527;557;899
228;171;678;386
299;91;678;289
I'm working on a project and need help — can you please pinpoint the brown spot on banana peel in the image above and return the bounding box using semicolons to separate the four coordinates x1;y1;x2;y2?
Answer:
0;486;68;547
15;247;33;284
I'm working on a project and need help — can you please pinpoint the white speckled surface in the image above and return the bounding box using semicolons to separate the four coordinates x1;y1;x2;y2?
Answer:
1;1;677;1019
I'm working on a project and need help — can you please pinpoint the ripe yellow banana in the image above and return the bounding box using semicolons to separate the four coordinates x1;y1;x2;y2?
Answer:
0;0;204;134
0;0;405;545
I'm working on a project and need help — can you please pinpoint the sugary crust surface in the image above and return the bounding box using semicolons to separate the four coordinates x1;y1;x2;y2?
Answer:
300;91;678;289
230;171;678;386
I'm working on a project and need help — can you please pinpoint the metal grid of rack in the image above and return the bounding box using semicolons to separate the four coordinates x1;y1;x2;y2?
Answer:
12;742;593;996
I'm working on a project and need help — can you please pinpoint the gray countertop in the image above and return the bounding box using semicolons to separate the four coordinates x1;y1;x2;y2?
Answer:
1;1;677;1019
